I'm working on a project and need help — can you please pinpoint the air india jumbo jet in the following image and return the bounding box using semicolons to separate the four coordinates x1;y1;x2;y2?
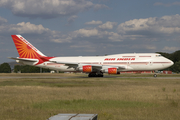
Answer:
9;35;174;77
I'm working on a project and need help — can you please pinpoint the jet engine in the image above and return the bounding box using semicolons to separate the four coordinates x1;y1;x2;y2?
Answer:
104;68;120;74
77;65;92;73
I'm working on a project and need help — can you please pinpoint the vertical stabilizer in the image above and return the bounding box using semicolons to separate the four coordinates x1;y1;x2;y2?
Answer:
11;35;46;59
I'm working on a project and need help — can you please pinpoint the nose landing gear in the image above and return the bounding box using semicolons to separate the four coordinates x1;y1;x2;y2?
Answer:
153;74;157;78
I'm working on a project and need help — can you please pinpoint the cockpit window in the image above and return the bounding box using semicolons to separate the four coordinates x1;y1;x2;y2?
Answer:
156;55;162;57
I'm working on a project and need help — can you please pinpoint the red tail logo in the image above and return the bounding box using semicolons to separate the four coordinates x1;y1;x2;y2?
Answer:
11;35;54;65
11;35;44;59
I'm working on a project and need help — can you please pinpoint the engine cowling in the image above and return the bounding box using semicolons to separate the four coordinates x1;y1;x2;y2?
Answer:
103;68;120;74
77;65;92;73
108;68;117;74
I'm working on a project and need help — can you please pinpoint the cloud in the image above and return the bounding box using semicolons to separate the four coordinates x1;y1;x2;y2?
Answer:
51;25;122;43
52;14;180;45
163;46;180;52
117;14;180;39
0;20;74;43
0;0;107;19
1;14;180;58
73;28;99;37
85;20;102;25
94;4;109;11
0;16;7;25
67;15;78;24
52;14;180;52
8;22;50;34
70;41;97;52
145;45;156;50
108;32;122;41
50;34;72;43
66;27;122;42
98;21;117;29
154;2;180;7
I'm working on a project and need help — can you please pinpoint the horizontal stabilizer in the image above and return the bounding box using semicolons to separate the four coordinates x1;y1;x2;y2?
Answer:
8;57;38;62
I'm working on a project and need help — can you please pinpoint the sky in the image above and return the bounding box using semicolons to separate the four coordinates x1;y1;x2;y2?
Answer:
0;0;180;63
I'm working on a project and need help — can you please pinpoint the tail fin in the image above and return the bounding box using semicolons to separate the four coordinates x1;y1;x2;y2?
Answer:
11;35;46;59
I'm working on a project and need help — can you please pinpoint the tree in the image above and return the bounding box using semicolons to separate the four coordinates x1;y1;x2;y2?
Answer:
171;50;180;63
14;65;50;73
14;65;22;73
172;61;180;73
0;63;11;73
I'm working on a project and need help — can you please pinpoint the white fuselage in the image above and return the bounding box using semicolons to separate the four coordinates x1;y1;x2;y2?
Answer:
31;53;173;72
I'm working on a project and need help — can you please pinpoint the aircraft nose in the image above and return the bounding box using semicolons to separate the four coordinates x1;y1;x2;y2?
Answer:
170;60;174;66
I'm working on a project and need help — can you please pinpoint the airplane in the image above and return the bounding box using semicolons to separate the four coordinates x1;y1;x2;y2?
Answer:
9;35;174;77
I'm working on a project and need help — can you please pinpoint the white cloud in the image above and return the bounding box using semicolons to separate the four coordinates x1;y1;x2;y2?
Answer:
163;46;179;52
1;14;179;56
98;21;117;29
85;20;102;25
73;28;99;37
51;35;72;43
71;28;122;41
8;22;50;34
52;24;122;43
0;0;107;19
108;32;122;41
52;14;180;44
0;21;73;43
117;14;180;38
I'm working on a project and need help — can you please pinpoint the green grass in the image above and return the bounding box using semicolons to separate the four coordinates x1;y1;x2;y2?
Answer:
0;73;180;120
33;99;156;110
0;78;114;88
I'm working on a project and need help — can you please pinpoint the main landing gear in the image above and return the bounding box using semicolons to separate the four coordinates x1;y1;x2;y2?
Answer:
88;72;104;77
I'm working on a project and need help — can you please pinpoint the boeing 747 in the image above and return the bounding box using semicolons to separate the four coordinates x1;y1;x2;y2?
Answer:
9;35;174;77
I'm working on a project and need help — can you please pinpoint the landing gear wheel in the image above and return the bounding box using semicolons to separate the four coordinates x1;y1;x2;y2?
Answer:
97;74;103;77
88;72;96;77
88;72;104;77
153;74;157;78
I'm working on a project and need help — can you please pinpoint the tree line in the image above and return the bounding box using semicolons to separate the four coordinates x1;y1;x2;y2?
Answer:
0;50;180;73
0;63;50;73
13;65;51;73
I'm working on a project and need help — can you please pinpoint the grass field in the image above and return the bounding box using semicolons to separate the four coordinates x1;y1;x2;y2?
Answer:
0;73;180;120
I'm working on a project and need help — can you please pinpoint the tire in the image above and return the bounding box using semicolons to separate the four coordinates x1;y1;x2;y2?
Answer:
88;72;104;77
153;74;157;78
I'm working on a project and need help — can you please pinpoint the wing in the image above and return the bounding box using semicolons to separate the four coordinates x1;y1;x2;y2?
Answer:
49;60;126;70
